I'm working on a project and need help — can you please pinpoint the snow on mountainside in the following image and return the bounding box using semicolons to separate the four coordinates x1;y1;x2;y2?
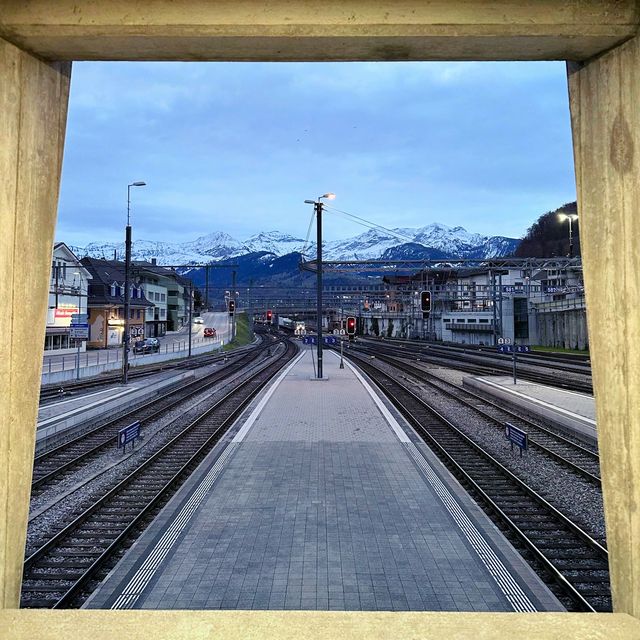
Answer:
68;223;519;265
243;231;307;256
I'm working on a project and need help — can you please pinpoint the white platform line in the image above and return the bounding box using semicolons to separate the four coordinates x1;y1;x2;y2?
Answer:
335;351;410;443
337;350;536;612
232;350;306;443
37;388;135;428
110;443;238;609
477;377;596;424
404;443;537;612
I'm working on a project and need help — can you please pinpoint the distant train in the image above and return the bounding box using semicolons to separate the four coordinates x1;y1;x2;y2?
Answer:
276;317;306;336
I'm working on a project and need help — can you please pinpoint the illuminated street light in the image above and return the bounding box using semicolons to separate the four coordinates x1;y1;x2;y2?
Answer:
558;213;579;258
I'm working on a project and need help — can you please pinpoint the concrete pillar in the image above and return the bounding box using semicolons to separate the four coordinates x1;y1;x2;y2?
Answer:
568;33;640;616
0;38;71;607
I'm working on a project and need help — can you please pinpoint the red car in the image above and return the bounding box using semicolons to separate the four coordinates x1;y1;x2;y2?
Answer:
204;327;217;338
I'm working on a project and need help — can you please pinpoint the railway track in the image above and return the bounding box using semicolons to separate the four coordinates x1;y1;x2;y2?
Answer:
22;337;298;609
347;346;601;486
344;350;610;612
381;338;591;368
358;339;593;394
32;336;272;498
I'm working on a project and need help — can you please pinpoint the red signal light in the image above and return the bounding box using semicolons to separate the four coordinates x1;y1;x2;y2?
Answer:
266;309;273;323
346;316;356;335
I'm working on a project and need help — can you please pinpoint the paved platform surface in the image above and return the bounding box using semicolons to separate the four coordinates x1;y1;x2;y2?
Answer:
464;375;596;442
86;348;563;612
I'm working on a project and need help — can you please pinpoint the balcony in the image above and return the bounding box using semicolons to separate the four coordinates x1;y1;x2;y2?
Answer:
447;322;494;332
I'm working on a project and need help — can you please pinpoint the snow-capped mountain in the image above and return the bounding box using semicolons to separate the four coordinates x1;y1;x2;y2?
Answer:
242;231;307;256
68;224;519;266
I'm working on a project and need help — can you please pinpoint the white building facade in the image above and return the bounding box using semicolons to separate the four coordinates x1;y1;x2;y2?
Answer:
46;243;92;355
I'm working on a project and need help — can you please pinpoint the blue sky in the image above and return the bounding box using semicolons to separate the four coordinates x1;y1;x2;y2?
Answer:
57;61;576;247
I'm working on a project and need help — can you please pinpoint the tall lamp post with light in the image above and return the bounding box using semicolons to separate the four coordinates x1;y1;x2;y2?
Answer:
123;181;146;384
304;193;335;380
558;212;579;258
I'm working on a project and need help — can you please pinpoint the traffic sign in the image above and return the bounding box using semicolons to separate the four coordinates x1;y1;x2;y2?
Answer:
324;336;337;345
69;325;89;339
497;337;512;345
71;313;88;325
303;336;317;345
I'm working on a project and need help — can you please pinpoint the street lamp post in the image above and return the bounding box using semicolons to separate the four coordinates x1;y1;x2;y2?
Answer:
305;193;335;380
123;181;146;384
558;213;579;258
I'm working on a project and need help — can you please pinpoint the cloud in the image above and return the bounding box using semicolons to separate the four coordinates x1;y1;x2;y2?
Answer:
57;61;575;246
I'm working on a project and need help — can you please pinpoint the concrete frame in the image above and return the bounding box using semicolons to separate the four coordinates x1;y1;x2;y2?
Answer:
1;1;639;638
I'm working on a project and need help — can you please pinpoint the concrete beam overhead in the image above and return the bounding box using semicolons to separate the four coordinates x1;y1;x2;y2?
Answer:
0;0;638;61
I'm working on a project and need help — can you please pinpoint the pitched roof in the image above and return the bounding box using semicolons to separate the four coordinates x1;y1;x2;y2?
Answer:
81;257;153;307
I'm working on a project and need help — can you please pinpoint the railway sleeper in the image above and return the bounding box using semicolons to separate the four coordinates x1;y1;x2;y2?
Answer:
30;569;84;581
37;560;94;568
21;582;74;591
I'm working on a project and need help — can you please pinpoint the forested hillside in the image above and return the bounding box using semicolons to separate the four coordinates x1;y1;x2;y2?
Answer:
515;202;579;258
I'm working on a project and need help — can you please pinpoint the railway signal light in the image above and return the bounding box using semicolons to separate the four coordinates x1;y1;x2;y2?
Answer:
346;316;356;335
420;291;432;313
228;299;235;314
266;309;273;324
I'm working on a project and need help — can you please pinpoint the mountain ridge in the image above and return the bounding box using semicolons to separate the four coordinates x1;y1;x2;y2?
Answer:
68;222;520;265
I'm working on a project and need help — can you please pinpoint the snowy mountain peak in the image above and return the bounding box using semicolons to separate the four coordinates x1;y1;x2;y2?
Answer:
67;222;519;266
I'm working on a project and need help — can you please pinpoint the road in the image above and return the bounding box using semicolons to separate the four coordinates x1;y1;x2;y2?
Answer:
42;310;240;375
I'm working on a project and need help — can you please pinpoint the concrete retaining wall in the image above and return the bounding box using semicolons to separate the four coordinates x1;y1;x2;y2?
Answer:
535;309;589;351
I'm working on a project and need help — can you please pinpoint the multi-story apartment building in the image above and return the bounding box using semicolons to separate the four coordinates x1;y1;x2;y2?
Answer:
46;243;93;355
132;260;192;334
81;258;153;349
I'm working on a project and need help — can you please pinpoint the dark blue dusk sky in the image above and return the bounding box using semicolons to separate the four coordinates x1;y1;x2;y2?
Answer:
56;61;576;247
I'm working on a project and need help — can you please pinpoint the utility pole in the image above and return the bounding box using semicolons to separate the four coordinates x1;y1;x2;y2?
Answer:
316;201;323;378
304;193;335;380
232;270;237;342
491;268;498;346
123;181;145;384
188;280;193;357
205;265;209;311
123;222;132;384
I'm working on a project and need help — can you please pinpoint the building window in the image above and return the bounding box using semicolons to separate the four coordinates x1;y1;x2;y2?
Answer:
443;319;451;323
479;319;489;323
160;308;166;318
110;283;116;296
467;319;477;323
155;292;160;301
161;293;166;302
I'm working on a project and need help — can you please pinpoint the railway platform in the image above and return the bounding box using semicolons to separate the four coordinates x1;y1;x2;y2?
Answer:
36;370;195;451
463;376;596;444
86;348;563;612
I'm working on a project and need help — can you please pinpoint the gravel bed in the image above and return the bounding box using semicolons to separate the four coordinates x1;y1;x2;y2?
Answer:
26;346;279;554
368;357;607;545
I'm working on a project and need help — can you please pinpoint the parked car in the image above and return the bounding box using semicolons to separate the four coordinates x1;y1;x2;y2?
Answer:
204;327;216;338
133;338;160;354
194;317;204;324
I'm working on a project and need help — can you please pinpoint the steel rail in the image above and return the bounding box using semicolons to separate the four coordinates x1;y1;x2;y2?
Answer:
345;351;609;612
